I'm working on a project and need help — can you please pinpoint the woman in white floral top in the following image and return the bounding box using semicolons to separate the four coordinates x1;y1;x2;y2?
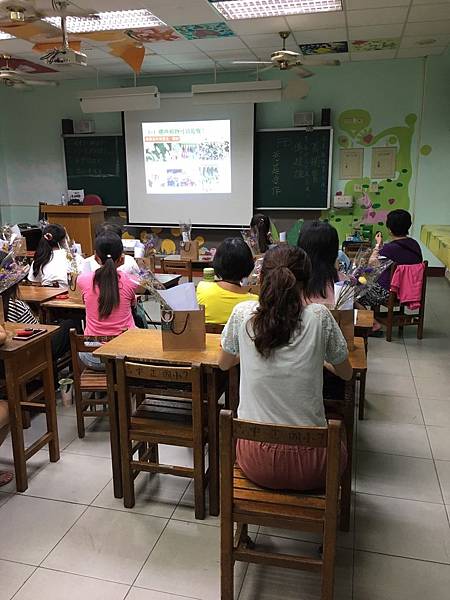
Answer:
219;245;352;491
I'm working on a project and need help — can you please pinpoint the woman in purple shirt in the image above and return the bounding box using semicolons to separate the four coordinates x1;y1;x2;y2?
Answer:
360;209;423;310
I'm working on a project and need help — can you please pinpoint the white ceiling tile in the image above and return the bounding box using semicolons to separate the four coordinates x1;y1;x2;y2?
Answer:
351;49;397;60
305;52;350;63
168;57;215;67
204;48;256;59
404;20;450;35
401;33;450;47
161;52;206;62
409;4;450;22
294;28;347;44
240;33;297;49
145;40;199;54
140;64;184;74
141;54;172;66
191;36;246;51
228;16;288;35
397;46;446;57
347;7;408;27
142;0;220;26
412;0;450;4
349;24;404;38
346;0;408;8
286;10;345;30
0;38;34;53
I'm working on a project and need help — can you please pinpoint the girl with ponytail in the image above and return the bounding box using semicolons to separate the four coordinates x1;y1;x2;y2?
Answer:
28;224;82;289
77;233;138;369
219;245;352;491
250;213;273;254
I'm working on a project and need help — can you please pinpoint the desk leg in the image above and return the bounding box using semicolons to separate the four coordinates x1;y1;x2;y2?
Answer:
105;359;123;499
358;370;367;421
42;339;59;462
207;368;219;517
5;360;28;492
340;378;355;532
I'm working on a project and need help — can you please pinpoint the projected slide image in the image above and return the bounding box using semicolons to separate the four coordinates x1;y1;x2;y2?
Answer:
142;120;231;194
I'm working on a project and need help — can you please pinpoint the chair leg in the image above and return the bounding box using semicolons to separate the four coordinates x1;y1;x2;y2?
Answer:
417;314;424;340
221;519;235;599
122;439;135;509
193;441;206;520
358;371;367;421
386;315;393;343
321;522;338;600
398;305;405;337
22;410;31;429
74;390;85;438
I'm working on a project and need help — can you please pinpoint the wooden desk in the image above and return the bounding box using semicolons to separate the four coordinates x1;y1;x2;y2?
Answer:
94;330;367;527
18;286;64;321
353;310;373;420
0;323;60;491
41;274;181;324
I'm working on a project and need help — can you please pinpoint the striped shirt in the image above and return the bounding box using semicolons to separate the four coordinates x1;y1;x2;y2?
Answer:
7;299;38;325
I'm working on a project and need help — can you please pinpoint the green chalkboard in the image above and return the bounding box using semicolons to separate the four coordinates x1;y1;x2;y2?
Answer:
63;135;127;207
254;127;332;210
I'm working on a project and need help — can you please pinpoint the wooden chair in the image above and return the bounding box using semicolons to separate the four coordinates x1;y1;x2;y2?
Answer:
69;329;110;438
160;258;193;282
205;323;239;415
375;261;428;342
220;410;342;600
116;358;208;518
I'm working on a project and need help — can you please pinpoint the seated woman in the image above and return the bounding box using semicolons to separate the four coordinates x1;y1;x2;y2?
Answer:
297;220;345;306
219;245;352;491
77;233;138;371
83;223;140;276
250;213;273;254
361;209;423;308
0;324;10;487
28;224;83;289
196;238;258;325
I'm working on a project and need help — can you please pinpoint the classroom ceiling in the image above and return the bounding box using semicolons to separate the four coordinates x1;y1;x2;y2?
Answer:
0;0;449;81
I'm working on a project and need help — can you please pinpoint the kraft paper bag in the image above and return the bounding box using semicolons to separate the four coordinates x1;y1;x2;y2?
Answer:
161;305;206;351
180;240;199;261
331;309;355;351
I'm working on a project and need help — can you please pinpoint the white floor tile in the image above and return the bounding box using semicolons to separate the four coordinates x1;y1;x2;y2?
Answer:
357;421;431;458
356;451;442;503
0;495;84;565
127;589;197;600
43;506;167;584
0;446;51;494
362;393;424;424
419;397;450;427
64;431;111;458
427;426;450;461
436;461;450;505
409;359;450;380
22;453;112;505
366;337;407;358
367;356;411;376
12;568;129;600
365;372;417;398
354;551;450;600
355;493;450;563
415;376;450;399
239;535;352;600
93;476;189;519
136;520;245;600
172;480;219;527
0;492;12;508
0;559;35;600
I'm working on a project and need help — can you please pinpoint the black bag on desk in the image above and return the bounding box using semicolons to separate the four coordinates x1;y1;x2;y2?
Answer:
132;298;149;329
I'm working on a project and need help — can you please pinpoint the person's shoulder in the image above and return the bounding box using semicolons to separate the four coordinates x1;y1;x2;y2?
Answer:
231;300;258;318
196;281;217;296
77;272;93;288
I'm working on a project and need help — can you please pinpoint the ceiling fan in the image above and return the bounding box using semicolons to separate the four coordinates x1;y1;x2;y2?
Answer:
0;0;96;25
0;53;58;88
233;31;340;78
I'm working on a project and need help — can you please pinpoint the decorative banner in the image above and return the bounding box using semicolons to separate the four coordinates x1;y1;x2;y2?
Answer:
173;22;235;40
300;41;348;55
351;38;400;52
124;26;181;43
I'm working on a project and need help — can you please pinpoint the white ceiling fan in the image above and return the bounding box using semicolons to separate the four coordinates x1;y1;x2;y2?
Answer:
233;31;340;79
0;0;96;25
0;54;58;88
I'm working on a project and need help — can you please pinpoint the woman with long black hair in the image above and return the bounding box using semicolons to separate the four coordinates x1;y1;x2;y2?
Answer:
219;245;352;491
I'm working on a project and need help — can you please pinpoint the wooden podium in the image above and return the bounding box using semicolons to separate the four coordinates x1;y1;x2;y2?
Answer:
43;205;106;256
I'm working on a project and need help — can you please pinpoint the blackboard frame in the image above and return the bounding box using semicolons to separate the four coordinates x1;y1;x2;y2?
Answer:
254;126;333;211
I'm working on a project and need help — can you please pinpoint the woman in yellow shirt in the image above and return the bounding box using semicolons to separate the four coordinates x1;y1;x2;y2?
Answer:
197;238;258;324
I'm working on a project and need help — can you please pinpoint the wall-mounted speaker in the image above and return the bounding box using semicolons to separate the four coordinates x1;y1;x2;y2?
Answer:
61;119;74;135
321;108;331;127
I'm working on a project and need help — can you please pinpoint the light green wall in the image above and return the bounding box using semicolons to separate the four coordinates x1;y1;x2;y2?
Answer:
0;56;449;264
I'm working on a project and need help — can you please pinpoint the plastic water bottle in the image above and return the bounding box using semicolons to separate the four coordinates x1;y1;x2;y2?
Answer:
60;193;66;206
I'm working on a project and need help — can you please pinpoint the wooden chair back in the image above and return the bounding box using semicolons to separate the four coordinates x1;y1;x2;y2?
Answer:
160;258;193;282
220;410;342;600
376;261;428;342
116;357;208;518
205;323;224;334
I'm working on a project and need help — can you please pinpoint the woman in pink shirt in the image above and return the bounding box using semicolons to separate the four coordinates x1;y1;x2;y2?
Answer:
77;233;138;370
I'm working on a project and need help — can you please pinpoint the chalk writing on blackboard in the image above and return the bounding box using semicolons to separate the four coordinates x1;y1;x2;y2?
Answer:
65;137;120;178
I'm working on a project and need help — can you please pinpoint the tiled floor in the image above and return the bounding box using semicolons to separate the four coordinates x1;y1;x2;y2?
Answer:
1;278;450;599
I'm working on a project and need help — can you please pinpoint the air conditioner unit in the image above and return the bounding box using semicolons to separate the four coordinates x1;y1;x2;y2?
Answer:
192;80;282;105
294;111;314;127
79;86;160;113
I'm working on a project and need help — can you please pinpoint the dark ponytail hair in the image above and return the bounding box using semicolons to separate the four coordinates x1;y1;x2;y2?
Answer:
93;233;123;319
250;213;272;254
33;224;66;277
297;220;339;300
251;245;311;358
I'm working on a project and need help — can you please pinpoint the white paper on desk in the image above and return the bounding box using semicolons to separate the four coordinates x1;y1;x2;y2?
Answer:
158;282;199;311
334;281;354;310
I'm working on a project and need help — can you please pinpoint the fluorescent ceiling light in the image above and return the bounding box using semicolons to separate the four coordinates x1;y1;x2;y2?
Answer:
0;32;14;40
45;9;164;34
209;0;342;19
